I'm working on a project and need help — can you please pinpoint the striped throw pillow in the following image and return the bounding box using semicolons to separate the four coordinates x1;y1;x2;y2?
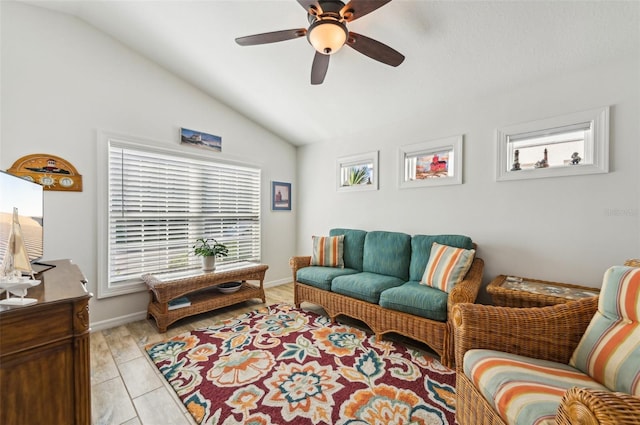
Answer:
421;242;475;293
310;235;344;268
569;266;640;395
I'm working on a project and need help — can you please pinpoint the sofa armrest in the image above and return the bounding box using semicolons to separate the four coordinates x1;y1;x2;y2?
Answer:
452;296;598;370
448;257;484;308
289;256;311;283
556;387;640;425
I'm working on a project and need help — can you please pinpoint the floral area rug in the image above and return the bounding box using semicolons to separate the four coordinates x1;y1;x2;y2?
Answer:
146;303;457;425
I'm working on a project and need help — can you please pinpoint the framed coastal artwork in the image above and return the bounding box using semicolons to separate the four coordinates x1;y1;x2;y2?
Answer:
399;135;463;189
336;151;379;192
272;181;291;211
180;127;222;152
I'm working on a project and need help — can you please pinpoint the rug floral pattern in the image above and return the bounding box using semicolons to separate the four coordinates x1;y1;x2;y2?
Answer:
146;304;457;425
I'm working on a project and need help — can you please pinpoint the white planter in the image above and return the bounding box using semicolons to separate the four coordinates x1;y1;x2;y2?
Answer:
201;256;216;272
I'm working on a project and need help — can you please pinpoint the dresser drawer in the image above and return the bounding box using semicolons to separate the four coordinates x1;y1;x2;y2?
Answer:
0;302;73;356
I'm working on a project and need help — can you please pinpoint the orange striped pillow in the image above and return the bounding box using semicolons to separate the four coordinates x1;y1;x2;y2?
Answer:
310;235;344;268
569;266;640;395
421;242;475;293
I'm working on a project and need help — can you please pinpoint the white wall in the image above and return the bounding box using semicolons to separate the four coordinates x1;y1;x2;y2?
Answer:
296;56;640;300
1;3;297;326
2;3;638;326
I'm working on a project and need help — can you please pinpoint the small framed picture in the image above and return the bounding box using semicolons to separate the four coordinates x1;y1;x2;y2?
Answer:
399;135;463;189
180;127;222;152
272;181;291;211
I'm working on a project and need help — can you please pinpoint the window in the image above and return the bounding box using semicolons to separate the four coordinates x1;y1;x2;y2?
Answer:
507;124;590;169
336;151;379;192
97;133;261;298
496;106;609;181
399;135;463;188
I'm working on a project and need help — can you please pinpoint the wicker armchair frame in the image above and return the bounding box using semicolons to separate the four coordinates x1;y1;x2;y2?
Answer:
290;256;484;368
452;298;640;424
556;387;640;425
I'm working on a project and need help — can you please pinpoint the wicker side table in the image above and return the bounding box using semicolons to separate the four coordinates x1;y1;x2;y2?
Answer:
487;275;599;307
142;263;268;332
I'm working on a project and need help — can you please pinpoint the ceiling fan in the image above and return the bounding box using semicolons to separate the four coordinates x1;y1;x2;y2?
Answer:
235;0;405;85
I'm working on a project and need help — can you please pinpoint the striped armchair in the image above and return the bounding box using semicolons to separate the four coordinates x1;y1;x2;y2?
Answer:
453;265;640;425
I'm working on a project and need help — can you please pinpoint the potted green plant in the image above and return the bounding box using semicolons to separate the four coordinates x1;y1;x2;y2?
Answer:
193;238;228;271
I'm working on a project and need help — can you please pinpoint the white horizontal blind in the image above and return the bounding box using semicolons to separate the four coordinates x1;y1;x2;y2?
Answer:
108;143;261;285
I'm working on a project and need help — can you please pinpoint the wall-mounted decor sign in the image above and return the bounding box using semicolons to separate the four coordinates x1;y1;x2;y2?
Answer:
180;127;222;152
7;154;83;191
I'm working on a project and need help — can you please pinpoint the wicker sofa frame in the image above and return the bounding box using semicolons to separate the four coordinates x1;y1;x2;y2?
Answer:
291;255;484;368
452;297;640;424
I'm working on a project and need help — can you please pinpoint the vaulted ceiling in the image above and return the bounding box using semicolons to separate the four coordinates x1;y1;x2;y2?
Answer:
24;0;640;146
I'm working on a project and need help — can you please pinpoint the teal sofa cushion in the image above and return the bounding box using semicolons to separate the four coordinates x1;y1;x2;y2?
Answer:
332;272;405;304
296;266;359;291
330;228;367;272
409;234;474;282
379;280;449;322
362;231;411;281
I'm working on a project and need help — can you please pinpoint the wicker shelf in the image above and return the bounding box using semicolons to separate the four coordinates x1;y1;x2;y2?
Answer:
487;274;599;308
142;263;268;332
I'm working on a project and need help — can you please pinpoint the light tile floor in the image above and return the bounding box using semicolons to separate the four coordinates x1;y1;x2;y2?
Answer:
91;283;299;425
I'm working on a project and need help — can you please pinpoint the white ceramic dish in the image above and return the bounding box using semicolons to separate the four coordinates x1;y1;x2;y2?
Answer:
218;282;242;294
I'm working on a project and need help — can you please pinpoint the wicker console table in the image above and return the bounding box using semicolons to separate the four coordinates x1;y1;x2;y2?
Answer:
142;263;268;332
487;274;599;307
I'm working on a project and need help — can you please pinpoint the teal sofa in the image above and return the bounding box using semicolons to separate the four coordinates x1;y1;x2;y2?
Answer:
290;228;484;367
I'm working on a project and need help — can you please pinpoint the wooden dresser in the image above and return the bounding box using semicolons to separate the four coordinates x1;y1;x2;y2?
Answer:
0;260;91;425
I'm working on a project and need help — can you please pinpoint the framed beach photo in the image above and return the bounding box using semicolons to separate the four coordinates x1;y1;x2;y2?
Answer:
180;127;222;152
399;135;463;188
272;181;291;211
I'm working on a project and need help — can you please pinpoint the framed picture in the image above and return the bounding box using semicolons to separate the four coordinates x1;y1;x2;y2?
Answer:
336;151;379;192
180;127;222;152
399;135;463;189
272;181;291;211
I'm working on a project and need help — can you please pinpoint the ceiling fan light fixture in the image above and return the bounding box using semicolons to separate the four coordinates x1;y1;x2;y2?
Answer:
307;19;348;55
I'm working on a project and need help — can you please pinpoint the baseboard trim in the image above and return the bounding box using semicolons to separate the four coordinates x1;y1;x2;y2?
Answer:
90;278;292;331
90;310;148;332
264;277;291;288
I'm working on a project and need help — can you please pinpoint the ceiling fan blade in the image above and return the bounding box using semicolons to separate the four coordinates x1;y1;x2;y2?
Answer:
235;29;307;46
297;0;323;15
340;0;392;22
311;52;330;85
346;32;404;66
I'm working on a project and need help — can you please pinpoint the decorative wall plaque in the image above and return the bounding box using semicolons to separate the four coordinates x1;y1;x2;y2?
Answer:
7;154;83;191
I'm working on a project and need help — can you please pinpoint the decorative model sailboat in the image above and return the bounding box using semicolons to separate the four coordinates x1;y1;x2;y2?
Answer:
0;207;40;306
